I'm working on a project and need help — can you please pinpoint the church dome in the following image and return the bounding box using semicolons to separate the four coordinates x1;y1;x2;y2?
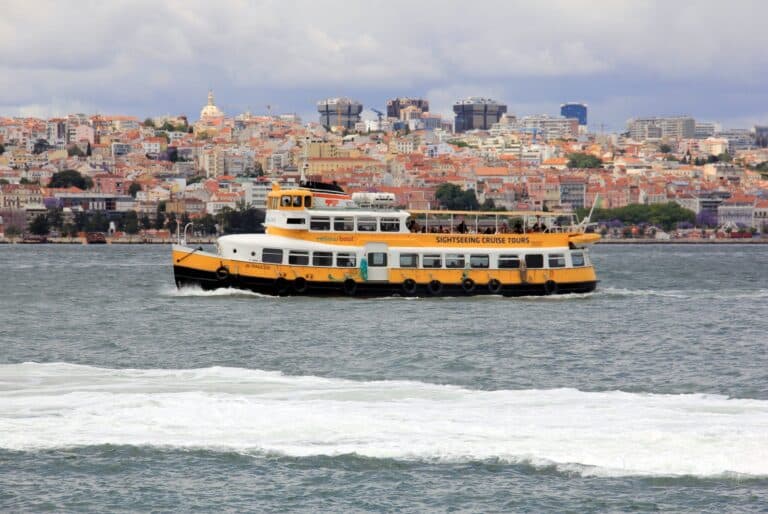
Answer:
200;90;224;119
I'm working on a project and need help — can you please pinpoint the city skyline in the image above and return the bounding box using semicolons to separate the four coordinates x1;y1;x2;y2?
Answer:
1;0;768;130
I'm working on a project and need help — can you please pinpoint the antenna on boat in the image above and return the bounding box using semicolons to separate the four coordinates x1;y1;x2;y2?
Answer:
581;194;599;227
300;136;309;185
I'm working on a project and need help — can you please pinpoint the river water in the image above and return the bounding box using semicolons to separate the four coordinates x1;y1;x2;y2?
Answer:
1;244;767;512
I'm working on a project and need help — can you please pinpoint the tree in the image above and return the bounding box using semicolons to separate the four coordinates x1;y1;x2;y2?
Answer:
67;145;85;157
61;223;77;237
86;142;92;157
128;182;142;198
140;214;152;231
196;214;217;235
0;143;4;155
435;183;480;210
659;143;672;153
717;152;733;163
143;118;156;128
4;225;20;239
29;214;50;236
219;207;266;234
567;153;602;169
123;211;139;234
155;210;166;230
48;208;63;230
576;202;696;231
85;211;109;232
48;169;93;190
32;139;50;154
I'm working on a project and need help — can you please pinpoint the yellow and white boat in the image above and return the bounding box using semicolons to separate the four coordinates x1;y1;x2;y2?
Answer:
172;182;599;297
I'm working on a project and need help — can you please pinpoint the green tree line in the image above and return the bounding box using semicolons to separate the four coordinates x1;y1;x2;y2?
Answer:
576;202;696;231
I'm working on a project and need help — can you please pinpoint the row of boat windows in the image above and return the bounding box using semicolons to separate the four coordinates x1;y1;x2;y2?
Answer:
256;248;587;269
271;195;312;209
284;216;403;232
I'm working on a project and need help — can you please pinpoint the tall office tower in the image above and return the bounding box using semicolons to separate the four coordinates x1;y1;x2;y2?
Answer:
317;98;363;130
453;97;507;132
560;103;588;126
386;98;430;119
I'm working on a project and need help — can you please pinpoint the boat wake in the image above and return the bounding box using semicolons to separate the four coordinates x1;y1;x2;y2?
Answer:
3;363;767;478
598;287;768;300
162;285;277;299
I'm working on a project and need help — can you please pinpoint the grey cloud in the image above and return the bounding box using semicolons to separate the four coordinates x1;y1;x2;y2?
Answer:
0;0;766;127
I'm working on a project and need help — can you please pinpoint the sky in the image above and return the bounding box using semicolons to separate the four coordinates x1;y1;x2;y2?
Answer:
1;0;767;131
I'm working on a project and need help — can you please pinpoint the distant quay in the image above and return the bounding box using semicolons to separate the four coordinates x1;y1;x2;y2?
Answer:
0;236;216;245
597;238;768;244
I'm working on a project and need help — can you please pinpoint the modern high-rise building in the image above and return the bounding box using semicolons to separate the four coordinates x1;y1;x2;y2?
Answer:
519;115;579;140
386;97;429;119
317;98;363;130
627;116;695;140
453;97;507;132
695;122;717;139
755;125;768;147
560;103;587;126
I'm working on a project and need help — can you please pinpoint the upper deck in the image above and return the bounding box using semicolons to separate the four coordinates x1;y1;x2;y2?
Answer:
264;183;599;248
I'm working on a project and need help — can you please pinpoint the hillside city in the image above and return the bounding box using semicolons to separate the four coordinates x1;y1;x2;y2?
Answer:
1;91;768;241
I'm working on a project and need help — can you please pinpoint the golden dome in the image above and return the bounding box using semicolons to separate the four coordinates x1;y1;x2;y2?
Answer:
200;89;224;119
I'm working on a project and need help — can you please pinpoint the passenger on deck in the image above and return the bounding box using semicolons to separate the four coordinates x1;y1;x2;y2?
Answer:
456;221;467;234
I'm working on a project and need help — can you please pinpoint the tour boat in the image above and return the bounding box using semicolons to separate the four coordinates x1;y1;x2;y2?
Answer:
171;181;600;297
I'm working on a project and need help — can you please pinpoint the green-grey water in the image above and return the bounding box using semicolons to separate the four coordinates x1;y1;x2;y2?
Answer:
1;244;767;512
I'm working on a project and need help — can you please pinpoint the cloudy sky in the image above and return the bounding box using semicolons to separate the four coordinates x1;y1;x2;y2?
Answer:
1;0;767;130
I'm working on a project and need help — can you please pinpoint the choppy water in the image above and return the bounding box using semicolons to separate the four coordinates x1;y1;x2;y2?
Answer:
1;244;767;512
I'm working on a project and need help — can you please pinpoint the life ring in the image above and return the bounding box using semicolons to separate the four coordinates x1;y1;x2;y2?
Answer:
274;277;289;295
544;280;558;295
343;278;357;296
427;279;443;295
461;278;475;293
488;279;502;294
293;276;308;293
402;278;417;295
215;266;229;281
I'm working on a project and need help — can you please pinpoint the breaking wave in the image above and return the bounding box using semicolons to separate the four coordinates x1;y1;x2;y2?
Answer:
2;363;767;478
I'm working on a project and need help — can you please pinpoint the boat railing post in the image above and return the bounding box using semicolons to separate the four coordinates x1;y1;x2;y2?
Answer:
182;222;193;246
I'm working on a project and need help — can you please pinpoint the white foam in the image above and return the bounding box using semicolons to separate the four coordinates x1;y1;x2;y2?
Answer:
162;285;276;299
1;362;767;478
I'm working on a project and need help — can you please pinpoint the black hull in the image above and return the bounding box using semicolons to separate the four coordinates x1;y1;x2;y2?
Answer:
174;265;597;298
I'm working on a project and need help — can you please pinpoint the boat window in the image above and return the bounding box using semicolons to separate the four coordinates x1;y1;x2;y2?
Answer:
469;254;489;268
304;196;312;207
367;252;387;267
548;254;566;268
422;254;442;268
399;253;418;268
357;217;377;232
313;251;333;266
292;196;302;207
288;251;309;265
310;217;331;231
281;195;291;207
445;253;465;269
262;248;283;264
380;218;400;232
498;254;520;269
336;253;357;267
571;252;585;267
287;218;305;225
334;217;354;231
525;254;544;269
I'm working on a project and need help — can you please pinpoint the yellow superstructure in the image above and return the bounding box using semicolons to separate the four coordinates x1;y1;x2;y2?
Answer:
172;183;599;297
